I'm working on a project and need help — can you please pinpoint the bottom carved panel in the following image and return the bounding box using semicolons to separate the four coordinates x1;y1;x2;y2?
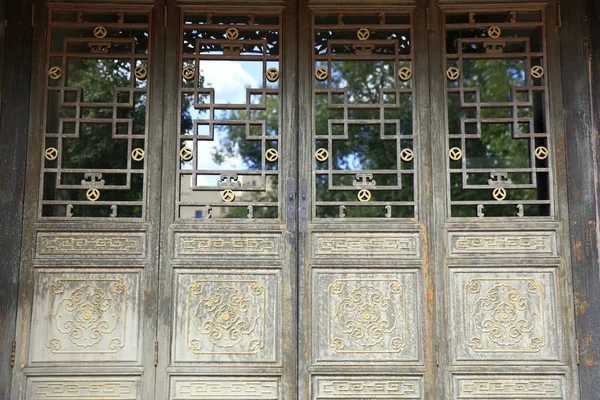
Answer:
312;375;423;399
26;376;140;399
169;376;280;399
453;375;566;399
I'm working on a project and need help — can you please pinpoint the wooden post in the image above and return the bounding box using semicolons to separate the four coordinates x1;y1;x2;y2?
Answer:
560;0;600;397
0;0;33;398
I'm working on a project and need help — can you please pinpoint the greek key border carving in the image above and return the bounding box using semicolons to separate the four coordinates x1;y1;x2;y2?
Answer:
175;233;281;258
313;375;423;399
449;231;557;257
313;232;420;258
36;232;145;258
26;377;140;399
454;375;564;399
170;376;279;399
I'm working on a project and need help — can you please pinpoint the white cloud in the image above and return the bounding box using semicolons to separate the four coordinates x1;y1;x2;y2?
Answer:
199;60;259;104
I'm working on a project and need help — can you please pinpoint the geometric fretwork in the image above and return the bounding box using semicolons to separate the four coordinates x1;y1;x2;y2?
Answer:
445;8;552;218
178;11;281;219
313;11;416;218
41;9;150;218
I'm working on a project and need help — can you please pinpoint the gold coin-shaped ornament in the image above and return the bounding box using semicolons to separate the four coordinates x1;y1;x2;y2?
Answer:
266;68;280;82
131;148;145;161
492;188;507;201
398;67;412;81
487;26;502;38
449;147;463;161
226;27;239;40
265;148;278;162
315;148;329;162
45;147;58;161
357;189;372;202
400;148;414;162
315;67;329;81
48;66;62;80
86;188;100;202
531;65;544;79
180;147;193;161
93;26;108;39
134;66;148;80
535;146;549;160
221;189;235;202
357;28;370;41
446;67;460;81
182;66;195;80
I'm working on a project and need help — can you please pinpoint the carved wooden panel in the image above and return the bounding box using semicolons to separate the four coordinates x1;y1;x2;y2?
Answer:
452;375;565;399
174;233;281;258
448;231;557;257
36;232;146;259
172;269;280;363
448;269;562;362
26;376;141;399
312;269;422;364
170;376;280;399
312;232;420;259
29;269;142;364
312;375;423;399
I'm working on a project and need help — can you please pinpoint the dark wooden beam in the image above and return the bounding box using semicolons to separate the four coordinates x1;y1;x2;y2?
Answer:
560;0;600;397
0;0;32;398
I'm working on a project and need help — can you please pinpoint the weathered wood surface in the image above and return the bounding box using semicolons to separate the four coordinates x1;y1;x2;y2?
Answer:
561;0;600;398
0;0;33;398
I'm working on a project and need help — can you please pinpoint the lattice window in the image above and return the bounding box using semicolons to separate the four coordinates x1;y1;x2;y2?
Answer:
41;8;150;219
444;8;552;218
312;11;416;219
178;11;281;220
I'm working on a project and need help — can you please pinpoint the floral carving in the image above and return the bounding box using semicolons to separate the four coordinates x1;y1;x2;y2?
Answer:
470;283;543;349
193;284;262;349
51;283;123;349
333;283;401;348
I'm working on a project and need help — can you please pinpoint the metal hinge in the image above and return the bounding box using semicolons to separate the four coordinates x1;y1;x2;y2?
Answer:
557;1;562;29
426;7;430;31
154;341;158;366
10;341;16;367
435;342;439;366
576;338;580;365
164;6;167;28
31;4;35;27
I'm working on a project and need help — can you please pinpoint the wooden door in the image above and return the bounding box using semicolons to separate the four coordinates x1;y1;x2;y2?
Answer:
10;1;581;399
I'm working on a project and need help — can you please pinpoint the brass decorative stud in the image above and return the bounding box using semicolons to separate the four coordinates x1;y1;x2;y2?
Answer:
266;67;280;82
398;67;412;81
86;188;100;202
182;66;195;80
487;26;502;38
45;147;58;161
357;189;372;202
400;148;414;162
492;188;507;201
531;65;544;79
225;27;239;40
265;148;278;162
131;148;145;161
48;66;62;80
535;146;549;160
315;148;329;162
134;66;147;80
93;26;108;39
180;147;193;161
315;67;329;81
446;67;460;81
221;189;235;202
357;28;370;41
449;147;463;161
